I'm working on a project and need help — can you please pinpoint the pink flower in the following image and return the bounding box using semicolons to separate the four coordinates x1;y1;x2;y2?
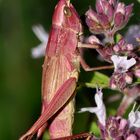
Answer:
79;88;106;126
128;103;140;128
111;55;136;73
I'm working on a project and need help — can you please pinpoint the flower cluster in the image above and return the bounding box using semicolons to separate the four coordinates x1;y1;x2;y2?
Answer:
79;89;140;140
113;38;134;54
100;116;140;140
87;36;139;90
86;0;133;41
85;0;140;91
110;55;136;90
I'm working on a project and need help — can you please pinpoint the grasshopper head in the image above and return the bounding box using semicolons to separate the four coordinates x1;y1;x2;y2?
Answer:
52;0;82;34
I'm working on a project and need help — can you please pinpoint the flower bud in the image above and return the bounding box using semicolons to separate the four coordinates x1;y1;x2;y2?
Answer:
86;8;99;23
124;4;133;23
87;35;102;45
113;38;134;54
86;8;104;33
96;0;104;14
119;119;128;130
109;0;116;6
126;134;137;140
134;69;140;78
125;74;133;84
110;78;117;89
96;0;113;21
98;14;110;29
114;3;125;27
113;44;120;52
115;3;125;15
126;44;134;51
114;12;124;28
114;3;133;29
118;38;125;47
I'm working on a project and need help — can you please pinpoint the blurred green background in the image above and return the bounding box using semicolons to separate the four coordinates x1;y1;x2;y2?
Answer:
0;0;140;139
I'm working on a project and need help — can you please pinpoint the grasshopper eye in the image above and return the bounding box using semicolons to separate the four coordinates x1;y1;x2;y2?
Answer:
64;6;72;17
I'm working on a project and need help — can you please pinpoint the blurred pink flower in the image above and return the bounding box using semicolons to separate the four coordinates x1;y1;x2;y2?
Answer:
31;25;49;58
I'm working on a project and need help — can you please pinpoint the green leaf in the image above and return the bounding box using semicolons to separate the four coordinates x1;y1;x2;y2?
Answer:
137;78;140;82
84;72;109;88
133;78;140;85
90;121;100;136
108;108;116;116
115;33;122;43
43;131;50;140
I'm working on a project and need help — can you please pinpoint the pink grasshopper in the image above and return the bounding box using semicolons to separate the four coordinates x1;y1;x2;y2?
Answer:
20;0;100;139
